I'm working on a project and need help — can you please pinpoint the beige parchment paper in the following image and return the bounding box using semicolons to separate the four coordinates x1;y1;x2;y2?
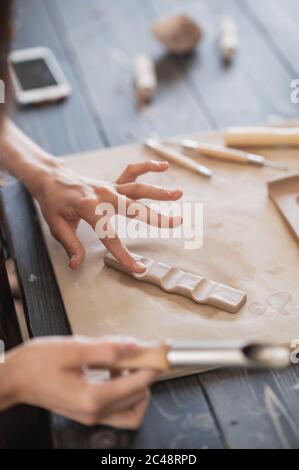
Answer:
37;128;299;348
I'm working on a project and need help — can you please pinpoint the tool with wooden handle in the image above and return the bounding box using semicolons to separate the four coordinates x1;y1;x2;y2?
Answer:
180;140;288;170
144;138;213;178
114;341;291;371
225;126;299;147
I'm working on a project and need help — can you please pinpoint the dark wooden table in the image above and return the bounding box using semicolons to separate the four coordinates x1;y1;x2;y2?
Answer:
2;0;299;449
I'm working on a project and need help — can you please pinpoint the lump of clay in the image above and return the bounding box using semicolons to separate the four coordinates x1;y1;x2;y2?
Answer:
151;14;203;55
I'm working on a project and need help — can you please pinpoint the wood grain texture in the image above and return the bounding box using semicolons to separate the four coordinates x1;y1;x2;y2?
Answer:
0;192;52;449
49;0;212;144
3;0;299;449
11;0;103;155
2;183;70;337
149;0;299;126
243;0;299;78
131;376;223;449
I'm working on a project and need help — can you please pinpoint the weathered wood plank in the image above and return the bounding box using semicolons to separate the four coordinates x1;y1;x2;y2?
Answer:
132;376;223;449
51;375;223;449
149;0;299;126
48;0;212;145
242;0;299;79
11;0;103;155
2;183;70;337
200;366;299;449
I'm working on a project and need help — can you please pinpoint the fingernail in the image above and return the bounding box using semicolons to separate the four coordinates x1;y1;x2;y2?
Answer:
167;189;182;196
120;343;139;357
134;261;147;272
170;216;183;227
68;254;76;268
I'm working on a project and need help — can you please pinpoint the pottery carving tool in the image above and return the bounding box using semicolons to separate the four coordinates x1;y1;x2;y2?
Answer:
134;53;157;104
219;16;239;64
225;126;299;147
144;138;213;178
179;140;288;170
104;253;246;313
113;341;291;371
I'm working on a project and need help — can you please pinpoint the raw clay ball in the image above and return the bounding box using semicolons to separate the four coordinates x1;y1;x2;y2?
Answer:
151;14;203;55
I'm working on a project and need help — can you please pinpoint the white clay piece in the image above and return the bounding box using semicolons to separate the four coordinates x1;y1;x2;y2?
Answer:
219;16;239;64
134;53;157;105
104;253;247;314
151;14;203;55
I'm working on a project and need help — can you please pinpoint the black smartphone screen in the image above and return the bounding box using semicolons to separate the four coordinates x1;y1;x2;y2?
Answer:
12;57;58;90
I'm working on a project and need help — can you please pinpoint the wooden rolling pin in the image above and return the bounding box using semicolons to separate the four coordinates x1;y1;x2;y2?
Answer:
225;126;299;147
113;341;291;371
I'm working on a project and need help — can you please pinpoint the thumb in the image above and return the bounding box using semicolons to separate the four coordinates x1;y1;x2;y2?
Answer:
64;337;140;368
50;219;85;269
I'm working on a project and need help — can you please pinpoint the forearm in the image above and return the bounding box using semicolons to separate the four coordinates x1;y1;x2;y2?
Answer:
0;119;59;196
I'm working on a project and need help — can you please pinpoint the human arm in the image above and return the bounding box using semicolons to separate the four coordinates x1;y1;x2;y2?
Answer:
0;119;183;272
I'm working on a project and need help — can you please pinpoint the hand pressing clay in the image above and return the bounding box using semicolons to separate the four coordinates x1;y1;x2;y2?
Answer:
104;253;246;314
151;14;203;55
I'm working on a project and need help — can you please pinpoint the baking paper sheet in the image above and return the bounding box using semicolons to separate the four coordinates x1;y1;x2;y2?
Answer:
37;128;299;350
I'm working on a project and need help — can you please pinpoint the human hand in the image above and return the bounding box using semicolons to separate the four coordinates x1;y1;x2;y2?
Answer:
3;336;158;428
33;159;183;272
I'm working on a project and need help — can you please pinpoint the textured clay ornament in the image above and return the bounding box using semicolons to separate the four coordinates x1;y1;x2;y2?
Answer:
151;14;203;55
104;253;247;314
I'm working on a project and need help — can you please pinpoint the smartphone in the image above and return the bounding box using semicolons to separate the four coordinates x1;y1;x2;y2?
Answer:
9;47;71;106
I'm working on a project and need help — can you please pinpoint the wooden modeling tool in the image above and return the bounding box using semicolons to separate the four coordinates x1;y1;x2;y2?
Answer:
144;139;213;178
219;16;239;64
134;53;157;105
104;253;246;314
180;140;288;170
113;341;291;371
225;126;299;147
268;174;299;242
